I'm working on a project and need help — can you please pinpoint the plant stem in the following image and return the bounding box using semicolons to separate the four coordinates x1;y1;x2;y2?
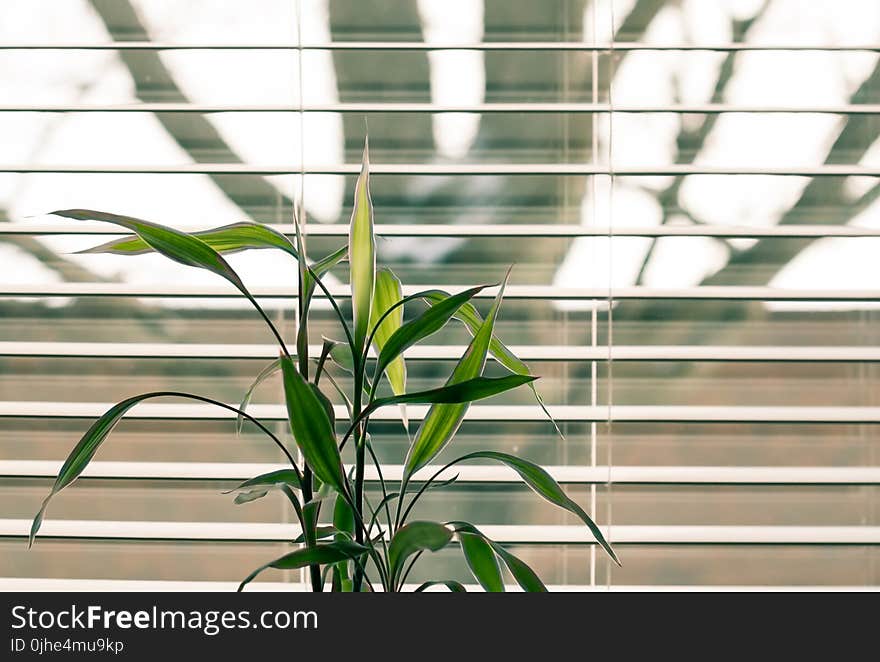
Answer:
351;356;367;592
299;466;322;592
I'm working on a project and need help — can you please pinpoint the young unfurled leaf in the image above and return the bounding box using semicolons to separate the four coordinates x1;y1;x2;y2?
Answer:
403;274;510;480
236;358;281;434
280;356;347;496
420;289;562;439
388;521;453;586
370;267;407;398
459;531;505;592
237;540;370;591
233;489;270;505
348;138;376;352
373;284;490;386
414;581;467;592
447;452;619;566
54;209;288;351
78;220;298;257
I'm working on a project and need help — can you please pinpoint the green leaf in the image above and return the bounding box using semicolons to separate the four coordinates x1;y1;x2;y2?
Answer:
79;221;298;257
366;374;536;417
490;544;547;592
55;209;287;350
233;489;270;505
403;274;510;479
223;469;302;495
374;284;490;385
280;355;347;495
238;541;370;591
370;267;407;398
292;525;341;544
388;521;453;585
449;521;547;592
448;452;619;566
414;581;466;592
420;290;562;439
348;138;376;352
235;358;281;435
459;531;505;592
30;391;292;548
328;342;355;374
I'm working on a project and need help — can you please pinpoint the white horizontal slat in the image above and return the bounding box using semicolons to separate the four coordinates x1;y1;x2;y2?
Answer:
4;223;878;238
3;42;880;51
3;342;879;362
5;519;880;544
3;164;880;176
4;460;880;485
5;102;880;114
4;283;879;301
4;577;874;592
3;401;880;423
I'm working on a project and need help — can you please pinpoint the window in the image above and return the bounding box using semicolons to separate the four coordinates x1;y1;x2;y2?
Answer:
1;0;878;590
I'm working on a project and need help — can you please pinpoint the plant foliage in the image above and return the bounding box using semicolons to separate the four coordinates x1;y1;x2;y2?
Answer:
30;140;618;591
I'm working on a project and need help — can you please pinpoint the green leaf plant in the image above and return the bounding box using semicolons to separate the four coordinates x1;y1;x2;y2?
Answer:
29;139;619;591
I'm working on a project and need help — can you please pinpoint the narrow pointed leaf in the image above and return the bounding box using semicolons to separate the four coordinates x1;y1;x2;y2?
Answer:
348;138;376;351
280;355;347;495
459;531;505;592
223;469;302;495
238;541;370;591
420;290;562;438
415;581;466;592
388;521;453;584
79;221;298;257
365;374;536;417
403;275;509;479
374;284;490;383
447;451;619;566
293;525;341;544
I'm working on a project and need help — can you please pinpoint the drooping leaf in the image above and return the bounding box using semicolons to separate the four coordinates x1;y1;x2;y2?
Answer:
369;268;406;393
403;274;510;479
78;221;298;257
237;540;370;591
414;581;467;592
459;531;505;592
447;451;619;566
388;521;453;585
449;521;547;592
373;284;491;385
54;209;287;350
420;289;562;438
223;469;302;495
489;544;547;592
30;391;292;548
348;138;376;352
280;355;347;495
236;358;281;434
